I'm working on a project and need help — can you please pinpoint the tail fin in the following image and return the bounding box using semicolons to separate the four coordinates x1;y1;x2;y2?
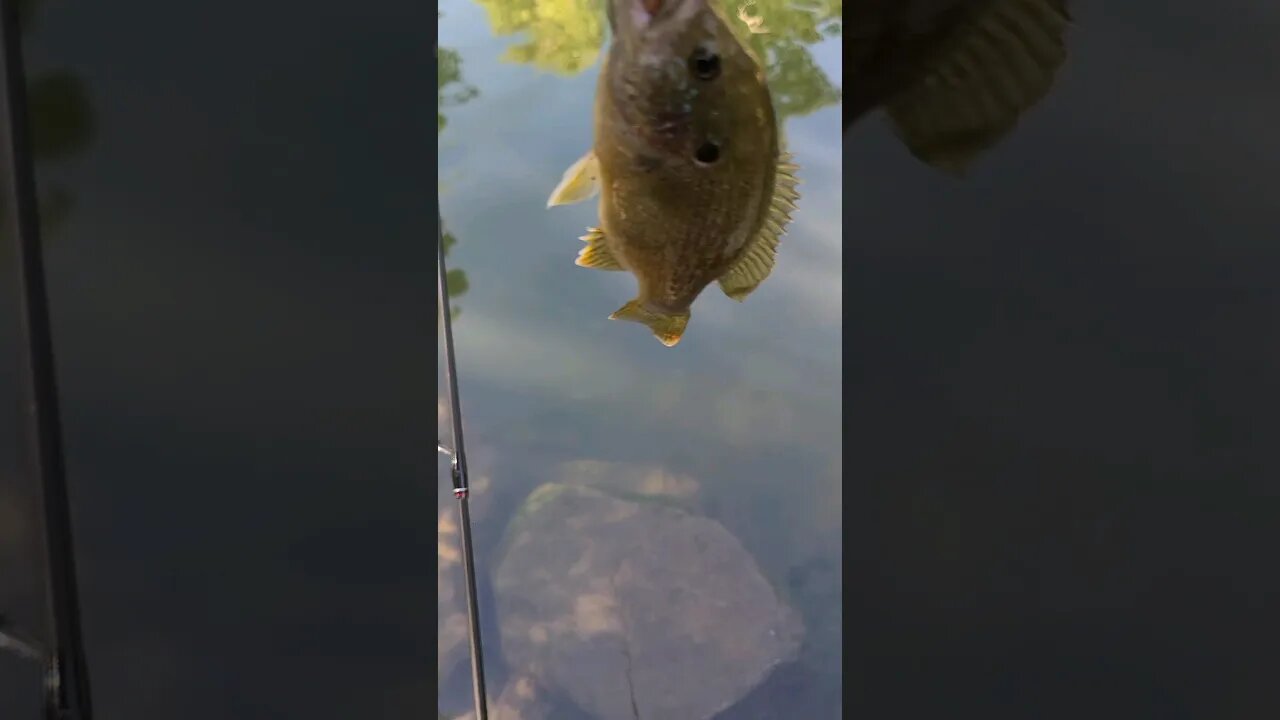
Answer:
609;299;690;347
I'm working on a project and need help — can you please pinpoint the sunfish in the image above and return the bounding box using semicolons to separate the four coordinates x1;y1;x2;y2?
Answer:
547;0;799;348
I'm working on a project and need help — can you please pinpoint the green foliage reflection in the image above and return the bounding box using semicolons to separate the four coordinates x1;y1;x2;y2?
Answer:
437;18;476;314
468;0;841;121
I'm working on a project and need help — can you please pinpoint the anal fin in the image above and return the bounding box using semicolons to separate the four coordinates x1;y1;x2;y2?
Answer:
574;227;624;271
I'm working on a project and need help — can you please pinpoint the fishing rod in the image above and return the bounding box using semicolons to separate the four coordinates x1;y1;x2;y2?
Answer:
437;207;489;720
0;1;94;718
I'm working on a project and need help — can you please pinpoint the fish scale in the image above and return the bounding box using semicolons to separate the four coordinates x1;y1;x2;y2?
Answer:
660;176;751;301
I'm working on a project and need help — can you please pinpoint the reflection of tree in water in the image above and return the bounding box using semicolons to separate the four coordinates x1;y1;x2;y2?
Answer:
469;0;840;122
438;24;479;135
0;0;97;265
472;0;605;76
735;0;841;121
437;22;476;316
438;31;479;720
440;227;469;316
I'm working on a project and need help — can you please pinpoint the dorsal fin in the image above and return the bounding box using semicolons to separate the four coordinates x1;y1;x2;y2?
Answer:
885;0;1071;174
717;151;800;302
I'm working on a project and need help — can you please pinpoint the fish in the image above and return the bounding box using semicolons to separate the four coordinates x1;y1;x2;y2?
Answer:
846;0;1072;174
546;0;799;348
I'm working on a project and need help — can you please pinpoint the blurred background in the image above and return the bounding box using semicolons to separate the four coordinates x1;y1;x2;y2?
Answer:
2;0;435;716
846;1;1280;718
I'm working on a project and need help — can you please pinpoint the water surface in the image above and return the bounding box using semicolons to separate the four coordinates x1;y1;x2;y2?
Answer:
438;0;843;716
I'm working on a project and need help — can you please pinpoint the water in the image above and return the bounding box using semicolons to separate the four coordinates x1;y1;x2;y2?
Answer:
437;0;842;716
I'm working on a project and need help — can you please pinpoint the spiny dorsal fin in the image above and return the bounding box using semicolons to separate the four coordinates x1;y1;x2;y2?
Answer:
546;151;601;208
885;0;1071;175
574;226;624;271
717;151;801;302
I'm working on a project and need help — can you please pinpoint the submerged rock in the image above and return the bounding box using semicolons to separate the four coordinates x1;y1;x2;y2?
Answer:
489;481;803;720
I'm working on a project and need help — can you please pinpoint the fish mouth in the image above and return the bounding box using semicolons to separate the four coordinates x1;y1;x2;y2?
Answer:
616;0;705;31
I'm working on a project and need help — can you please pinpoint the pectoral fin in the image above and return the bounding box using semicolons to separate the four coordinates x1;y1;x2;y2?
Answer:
885;0;1071;175
718;152;801;302
574;227;624;271
610;300;690;348
546;151;601;207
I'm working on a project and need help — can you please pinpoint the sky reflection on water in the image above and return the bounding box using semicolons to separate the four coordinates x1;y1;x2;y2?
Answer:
438;0;842;716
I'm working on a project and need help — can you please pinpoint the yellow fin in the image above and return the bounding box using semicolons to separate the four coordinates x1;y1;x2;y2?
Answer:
609;300;690;348
546;151;601;208
885;0;1071;175
718;151;801;302
574;227;623;271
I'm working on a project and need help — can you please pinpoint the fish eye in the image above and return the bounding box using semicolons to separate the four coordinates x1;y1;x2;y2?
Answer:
688;48;720;81
694;141;720;165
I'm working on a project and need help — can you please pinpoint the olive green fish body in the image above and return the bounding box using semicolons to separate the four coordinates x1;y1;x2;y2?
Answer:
595;41;777;307
548;0;799;347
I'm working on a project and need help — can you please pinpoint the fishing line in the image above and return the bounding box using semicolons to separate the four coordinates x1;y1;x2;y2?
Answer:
0;2;94;718
437;205;489;720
